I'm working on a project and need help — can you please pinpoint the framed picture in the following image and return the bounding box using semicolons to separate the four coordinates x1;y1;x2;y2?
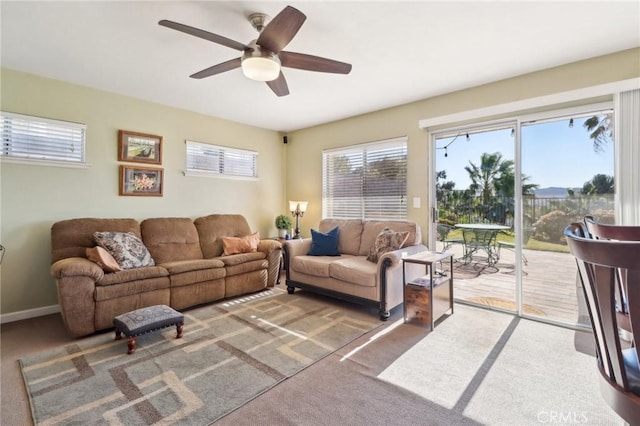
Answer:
119;165;164;196
118;130;162;164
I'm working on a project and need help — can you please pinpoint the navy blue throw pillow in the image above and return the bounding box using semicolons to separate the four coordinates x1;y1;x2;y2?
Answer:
307;226;340;256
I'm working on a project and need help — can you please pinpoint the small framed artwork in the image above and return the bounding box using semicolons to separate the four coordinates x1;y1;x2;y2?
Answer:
119;165;164;196
118;130;162;164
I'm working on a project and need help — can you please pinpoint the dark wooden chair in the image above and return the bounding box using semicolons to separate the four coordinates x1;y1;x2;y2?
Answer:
584;215;640;242
565;222;640;424
584;215;640;340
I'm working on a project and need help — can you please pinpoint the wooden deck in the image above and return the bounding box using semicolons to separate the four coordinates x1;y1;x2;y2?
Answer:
436;242;588;327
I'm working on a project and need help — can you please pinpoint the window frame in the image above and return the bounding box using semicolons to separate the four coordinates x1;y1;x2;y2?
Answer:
322;136;408;220
184;140;259;180
0;111;87;168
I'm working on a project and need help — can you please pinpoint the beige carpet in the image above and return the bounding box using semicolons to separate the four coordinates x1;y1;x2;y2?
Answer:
19;289;382;425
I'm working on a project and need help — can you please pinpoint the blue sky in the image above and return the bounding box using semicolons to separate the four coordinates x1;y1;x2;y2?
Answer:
435;116;614;190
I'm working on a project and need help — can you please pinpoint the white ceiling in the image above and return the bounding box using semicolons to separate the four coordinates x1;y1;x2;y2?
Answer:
1;1;639;132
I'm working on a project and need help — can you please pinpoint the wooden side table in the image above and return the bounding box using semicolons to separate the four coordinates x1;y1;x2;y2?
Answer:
402;251;454;330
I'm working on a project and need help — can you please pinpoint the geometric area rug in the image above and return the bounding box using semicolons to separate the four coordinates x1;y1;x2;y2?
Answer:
20;289;382;425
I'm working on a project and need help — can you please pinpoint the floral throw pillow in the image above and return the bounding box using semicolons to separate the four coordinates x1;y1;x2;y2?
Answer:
93;231;155;269
366;227;409;263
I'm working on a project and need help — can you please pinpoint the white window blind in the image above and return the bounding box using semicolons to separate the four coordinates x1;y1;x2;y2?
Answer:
0;111;86;164
185;140;258;178
323;137;408;220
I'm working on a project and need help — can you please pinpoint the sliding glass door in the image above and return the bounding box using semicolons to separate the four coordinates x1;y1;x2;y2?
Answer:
434;123;517;312
520;108;614;326
432;103;615;328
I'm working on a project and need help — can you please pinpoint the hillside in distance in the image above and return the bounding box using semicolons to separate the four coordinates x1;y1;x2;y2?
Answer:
533;187;580;198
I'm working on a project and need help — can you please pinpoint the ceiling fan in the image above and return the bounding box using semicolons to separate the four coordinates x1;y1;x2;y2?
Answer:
159;5;352;97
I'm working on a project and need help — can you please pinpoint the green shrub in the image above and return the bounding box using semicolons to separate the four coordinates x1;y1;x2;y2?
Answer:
532;210;581;245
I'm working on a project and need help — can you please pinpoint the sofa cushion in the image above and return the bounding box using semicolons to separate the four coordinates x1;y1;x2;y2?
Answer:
308;227;340;256
141;217;203;264
225;259;269;277
94;231;155;269
194;214;253;258
97;266;169;286
51;218;141;264
160;259;225;275
221;232;260;255
216;251;266;266
319;219;363;255
291;256;334;278
366;227;409;263
329;256;377;287
86;246;121;272
95;276;170;302
169;268;226;287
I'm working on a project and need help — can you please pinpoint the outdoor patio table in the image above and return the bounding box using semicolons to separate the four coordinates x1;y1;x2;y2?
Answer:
455;223;510;266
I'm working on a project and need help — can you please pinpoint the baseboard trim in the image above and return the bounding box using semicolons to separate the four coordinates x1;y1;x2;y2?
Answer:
1;304;61;324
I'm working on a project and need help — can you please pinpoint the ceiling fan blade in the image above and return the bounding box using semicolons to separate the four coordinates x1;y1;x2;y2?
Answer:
279;51;352;74
266;72;290;97
257;6;306;54
190;58;241;79
159;19;250;52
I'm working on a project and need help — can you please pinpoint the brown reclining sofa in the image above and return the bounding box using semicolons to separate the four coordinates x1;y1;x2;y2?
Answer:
50;214;281;337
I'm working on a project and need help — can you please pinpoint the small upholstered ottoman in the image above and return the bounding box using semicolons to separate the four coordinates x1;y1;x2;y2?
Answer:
113;305;184;354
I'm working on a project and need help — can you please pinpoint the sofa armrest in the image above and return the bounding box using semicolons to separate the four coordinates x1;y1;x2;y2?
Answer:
50;257;101;337
282;239;312;280
51;257;104;281
282;238;312;258
378;244;429;269
378;244;429;314
257;239;282;287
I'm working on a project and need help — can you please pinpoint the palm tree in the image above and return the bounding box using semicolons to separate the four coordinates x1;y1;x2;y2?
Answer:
583;113;613;152
581;173;614;195
465;152;514;205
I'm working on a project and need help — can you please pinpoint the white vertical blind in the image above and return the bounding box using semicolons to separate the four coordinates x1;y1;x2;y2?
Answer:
322;137;407;220
185;140;257;178
616;88;640;225
0;111;86;164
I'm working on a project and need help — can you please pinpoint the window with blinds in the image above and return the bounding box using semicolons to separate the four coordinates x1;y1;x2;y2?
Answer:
322;136;407;220
0;111;86;165
185;140;258;178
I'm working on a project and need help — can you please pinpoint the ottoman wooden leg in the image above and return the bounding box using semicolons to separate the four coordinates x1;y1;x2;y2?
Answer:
176;322;184;339
127;336;136;355
115;328;122;340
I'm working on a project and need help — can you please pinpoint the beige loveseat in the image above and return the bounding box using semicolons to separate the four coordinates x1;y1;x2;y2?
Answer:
50;214;281;337
283;219;426;320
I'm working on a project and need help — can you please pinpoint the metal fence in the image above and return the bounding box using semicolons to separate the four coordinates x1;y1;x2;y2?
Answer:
438;193;615;226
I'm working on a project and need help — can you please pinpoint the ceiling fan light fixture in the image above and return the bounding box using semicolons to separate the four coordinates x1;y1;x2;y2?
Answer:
241;47;280;81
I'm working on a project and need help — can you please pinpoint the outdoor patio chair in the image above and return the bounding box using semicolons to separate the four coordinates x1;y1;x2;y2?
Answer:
437;223;463;252
461;228;498;266
497;226;534;265
565;222;640;425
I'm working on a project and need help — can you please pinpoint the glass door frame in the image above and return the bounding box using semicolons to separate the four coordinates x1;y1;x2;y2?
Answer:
429;101;614;328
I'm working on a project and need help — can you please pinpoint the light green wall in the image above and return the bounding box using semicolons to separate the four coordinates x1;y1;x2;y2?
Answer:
0;69;284;314
1;47;638;317
286;48;640;240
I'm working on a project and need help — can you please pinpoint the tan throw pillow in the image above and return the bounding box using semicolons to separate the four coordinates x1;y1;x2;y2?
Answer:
366;227;409;263
86;246;122;272
94;231;155;269
221;232;260;256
